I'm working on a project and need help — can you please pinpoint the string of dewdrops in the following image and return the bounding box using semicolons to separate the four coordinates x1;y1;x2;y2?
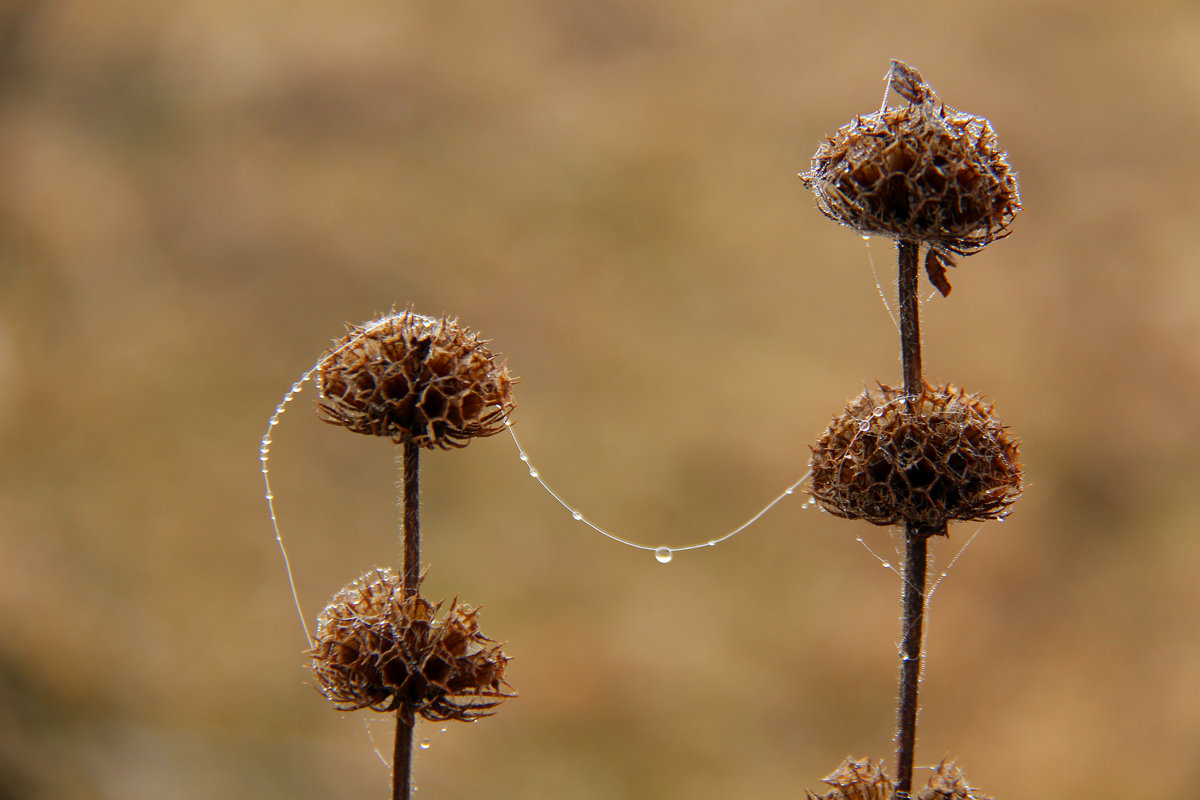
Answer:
797;61;1023;800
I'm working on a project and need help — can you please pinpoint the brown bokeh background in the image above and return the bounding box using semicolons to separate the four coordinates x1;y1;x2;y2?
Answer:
2;2;1198;798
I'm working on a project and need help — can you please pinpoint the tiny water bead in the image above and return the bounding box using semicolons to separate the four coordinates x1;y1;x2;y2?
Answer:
419;740;431;750
654;547;674;564
528;468;539;478
880;561;891;569
571;511;583;521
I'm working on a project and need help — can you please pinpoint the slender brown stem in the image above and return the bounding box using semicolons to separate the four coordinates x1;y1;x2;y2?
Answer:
898;239;922;400
393;707;415;800
394;436;421;800
894;238;928;799
401;436;421;595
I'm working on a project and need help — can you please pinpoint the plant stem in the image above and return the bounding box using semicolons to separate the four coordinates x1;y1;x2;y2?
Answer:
894;239;929;799
898;240;922;402
394;436;421;800
401;436;421;595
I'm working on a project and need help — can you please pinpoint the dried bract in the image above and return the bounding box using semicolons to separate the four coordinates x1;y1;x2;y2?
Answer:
800;60;1019;294
805;758;893;800
316;310;516;449
310;568;513;722
809;382;1022;528
917;761;992;800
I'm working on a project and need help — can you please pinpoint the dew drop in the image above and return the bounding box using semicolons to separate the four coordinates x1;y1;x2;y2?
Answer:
881;561;891;569
519;452;529;462
858;422;870;432
571;511;583;521
504;419;513;427
264;493;273;501
861;234;871;241
419;740;431;750
940;572;948;578
528;468;539;478
654;547;673;564
785;487;794;495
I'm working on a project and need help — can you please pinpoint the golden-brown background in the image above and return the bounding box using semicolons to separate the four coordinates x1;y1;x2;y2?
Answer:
2;2;1198;798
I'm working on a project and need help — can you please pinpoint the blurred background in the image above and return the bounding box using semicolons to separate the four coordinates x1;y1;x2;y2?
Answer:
2;1;1198;798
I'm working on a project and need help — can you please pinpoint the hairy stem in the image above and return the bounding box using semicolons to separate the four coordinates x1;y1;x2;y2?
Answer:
898;239;922;401
394;707;415;800
395;436;421;800
401;436;421;595
894;238;928;799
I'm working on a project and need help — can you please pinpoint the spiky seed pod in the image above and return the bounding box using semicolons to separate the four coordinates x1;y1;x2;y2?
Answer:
918;761;992;800
315;310;516;449
805;758;893;800
310;568;513;722
799;60;1019;295
805;758;992;800
808;382;1022;529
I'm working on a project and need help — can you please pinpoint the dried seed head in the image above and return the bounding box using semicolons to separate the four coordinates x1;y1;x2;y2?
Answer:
808;382;1022;528
316;310;516;449
310;568;513;722
800;60;1019;294
805;758;893;800
917;761;992;800
805;758;992;800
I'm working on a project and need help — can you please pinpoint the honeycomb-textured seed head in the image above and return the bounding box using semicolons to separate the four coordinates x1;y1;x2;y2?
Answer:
800;61;1019;293
805;758;893;800
310;568;513;722
805;758;993;800
808;382;1022;529
316;309;516;449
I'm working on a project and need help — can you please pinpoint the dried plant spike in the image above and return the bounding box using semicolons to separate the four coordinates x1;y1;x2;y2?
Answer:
316;309;516;449
808;382;1022;528
800;60;1020;294
310;568;514;723
805;758;894;800
917;761;993;800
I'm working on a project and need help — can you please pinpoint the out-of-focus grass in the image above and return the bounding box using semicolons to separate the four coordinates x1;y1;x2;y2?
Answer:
2;2;1199;798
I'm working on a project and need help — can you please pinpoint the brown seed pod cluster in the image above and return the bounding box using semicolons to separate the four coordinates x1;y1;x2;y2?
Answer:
806;758;991;800
799;60;1019;295
310;568;513;722
316;310;516;449
809;382;1022;529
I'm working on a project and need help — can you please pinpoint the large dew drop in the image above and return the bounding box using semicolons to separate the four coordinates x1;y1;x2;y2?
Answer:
654;547;673;564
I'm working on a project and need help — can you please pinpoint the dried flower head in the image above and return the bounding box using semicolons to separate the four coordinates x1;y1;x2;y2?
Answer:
918;761;992;800
805;758;992;800
800;60;1019;295
310;568;513;722
809;382;1022;528
805;758;893;800
316;310;516;449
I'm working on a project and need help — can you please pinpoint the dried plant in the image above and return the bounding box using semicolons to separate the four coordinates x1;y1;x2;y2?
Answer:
316;309;515;449
800;60;1021;798
311;568;512;721
305;309;517;800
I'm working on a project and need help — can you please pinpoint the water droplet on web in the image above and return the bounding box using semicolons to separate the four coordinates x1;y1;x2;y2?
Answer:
785;487;794;495
654;547;673;564
519;452;529;462
881;561;891;569
859;422;871;432
861;234;871;241
940;572;948;578
571;511;583;521
528;468;539;478
419;740;431;750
